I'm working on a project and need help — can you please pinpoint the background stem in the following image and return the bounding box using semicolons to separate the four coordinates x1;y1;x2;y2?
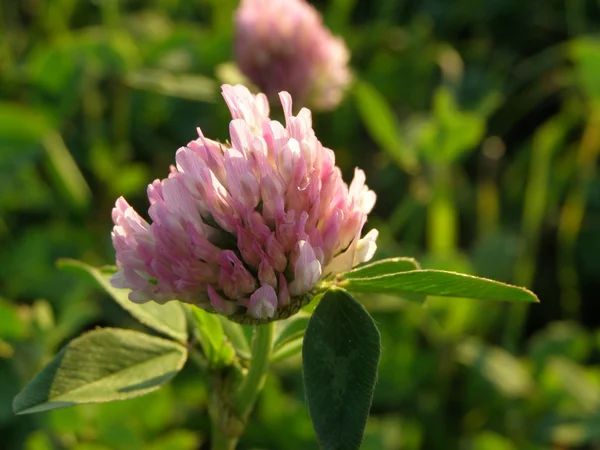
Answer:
428;164;457;257
502;112;573;351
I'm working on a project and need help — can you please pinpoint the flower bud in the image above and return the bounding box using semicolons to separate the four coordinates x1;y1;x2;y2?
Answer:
234;0;351;110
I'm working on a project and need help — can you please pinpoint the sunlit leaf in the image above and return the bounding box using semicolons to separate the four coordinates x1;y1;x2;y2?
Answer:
219;318;251;360
13;328;187;414
190;306;235;368
343;257;420;279
57;259;188;343
342;269;538;303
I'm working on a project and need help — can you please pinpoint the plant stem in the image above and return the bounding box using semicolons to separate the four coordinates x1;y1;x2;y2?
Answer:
425;163;458;449
427;165;457;257
557;110;600;319
234;322;275;418
208;322;274;449
211;424;238;450
503;112;573;352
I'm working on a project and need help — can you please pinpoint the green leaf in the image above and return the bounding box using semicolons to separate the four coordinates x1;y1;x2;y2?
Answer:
0;298;28;340
190;306;235;368
342;269;539;303
0;104;90;210
417;88;486;163
468;431;518;450
343;257;420;279
271;339;304;363
270;314;310;363
13;328;187;414
273;314;310;352
43;132;91;210
146;430;200;450
571;38;600;103
0;103;52;144
353;80;418;173
125;69;218;103
456;338;533;398
546;357;600;412
302;289;381;450
219;318;251;360
57;259;188;343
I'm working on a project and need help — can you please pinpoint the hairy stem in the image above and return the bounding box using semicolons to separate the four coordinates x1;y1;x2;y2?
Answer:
208;322;274;449
234;322;275;417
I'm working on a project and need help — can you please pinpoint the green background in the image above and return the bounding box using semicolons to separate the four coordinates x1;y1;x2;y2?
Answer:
1;0;600;448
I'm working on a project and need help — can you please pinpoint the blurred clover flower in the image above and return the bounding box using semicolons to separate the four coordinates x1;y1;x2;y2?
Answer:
111;85;377;323
234;0;351;111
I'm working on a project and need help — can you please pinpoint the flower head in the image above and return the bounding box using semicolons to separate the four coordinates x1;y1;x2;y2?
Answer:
111;84;376;323
234;0;351;111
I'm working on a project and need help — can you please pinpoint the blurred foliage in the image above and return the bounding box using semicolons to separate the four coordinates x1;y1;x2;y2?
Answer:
1;0;600;449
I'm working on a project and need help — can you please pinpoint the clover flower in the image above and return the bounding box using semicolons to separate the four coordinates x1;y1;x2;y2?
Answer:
234;0;351;111
111;84;377;323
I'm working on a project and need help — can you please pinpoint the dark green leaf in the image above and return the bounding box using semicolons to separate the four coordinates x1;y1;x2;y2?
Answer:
343;257;420;279
342;269;539;303
57;259;188;343
303;289;381;450
13;328;187;414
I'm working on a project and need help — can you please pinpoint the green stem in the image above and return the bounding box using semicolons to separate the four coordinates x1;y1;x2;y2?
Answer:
211;424;238;450
427;165;457;257
425;164;458;449
557;110;600;319
207;322;274;449
503;113;573;352
234;322;275;417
